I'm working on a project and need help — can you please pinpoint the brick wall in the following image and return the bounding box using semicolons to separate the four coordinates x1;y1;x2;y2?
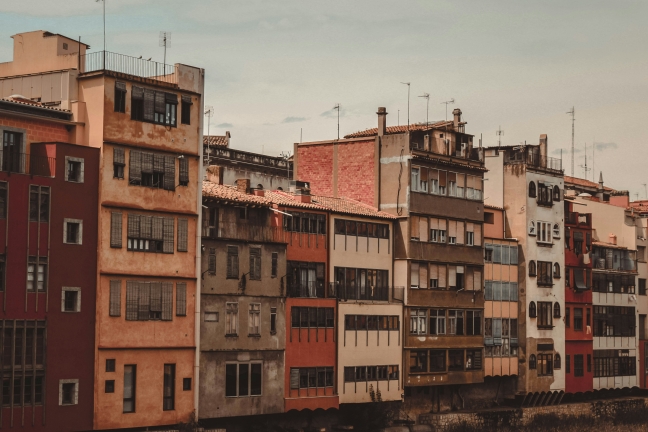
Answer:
0;116;70;145
297;144;334;196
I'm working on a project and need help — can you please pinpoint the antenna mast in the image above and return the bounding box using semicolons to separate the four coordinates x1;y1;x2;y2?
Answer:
401;82;410;130
95;0;106;52
333;104;340;140
159;31;171;68
441;98;455;122
496;126;504;147
580;142;591;179
418;93;430;129
204;105;214;163
567;106;575;177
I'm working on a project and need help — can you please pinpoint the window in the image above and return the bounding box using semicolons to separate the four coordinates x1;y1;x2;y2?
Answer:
529;181;536;198
429;309;445;335
204;312;218;322
225;363;262;397
131;86;144;120
227;246;239;279
178;157;189;187
290;367;335;389
183;378;192;391
537;353;553;376
129;150;176;190
411;167;420;192
537;302;553;328
65;157;84;183
126;215;173;253
106;359;116;372
270;308;277;334
448;350;464;371
574;354;584;377
553;303;561;319
249;304;260;335
466;349;482;370
271;253;278;278
554;354;561;369
573;308;583;331
59;380;78;406
110;212;123;248
566;355;571;373
528;220;536;236
553;185;561;201
344;315;399;331
537;183;553;206
208;248;216;274
484;212;494;224
114;82;126;113
249;248;261;280
291;307;334;328
163;364;175;411
537;261;553;286
536;221;553;244
64;219;82;244
529;260;536;277
109;280;121;317
0;182;6;218
410;309;427;335
553;224;560;239
587;354;592;372
640;279;647;295
226;303;239;335
593;306;636;337
113;148;125;179
153;92;178;126
288;213;328;234
594;350;636;377
61;287;81;312
123;365;136;413
529;354;536;369
529;301;537;318
429;350;445;372
125;281;174;321
29;186;49;222
181;95;192;125
410;350;428;373
448;310;464;335
27;257;47;292
334;266;389;300
565;307;570;328
3;131;24;173
465;310;482;335
105;380;115;393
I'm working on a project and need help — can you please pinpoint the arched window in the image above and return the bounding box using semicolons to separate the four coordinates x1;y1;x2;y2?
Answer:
529;260;537;277
553;263;561;278
553;302;561;318
529;301;537;318
553;223;560;238
554;354;561;369
529;354;537;369
553;185;561;201
257;184;264;190
529;181;537;198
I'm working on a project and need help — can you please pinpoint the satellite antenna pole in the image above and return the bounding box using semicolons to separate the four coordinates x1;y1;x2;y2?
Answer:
418;93;430;129
496;126;504;147
643;183;647;200
580;142;591;179
401;82;410;130
333;104;340;140
159;32;171;69
567;106;575;177
398;110;400;126
441;99;455;122
96;0;106;64
204;105;214;163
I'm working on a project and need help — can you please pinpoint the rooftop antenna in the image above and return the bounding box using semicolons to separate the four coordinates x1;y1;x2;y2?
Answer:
579;142;591;179
333;104;340;140
496;126;504;147
418;93;430;129
400;82;410;130
441;98;455;122
159;31;171;67
204;105;214;163
95;0;106;52
567;106;575;177
643;183;647;199
592;136;595;182
398;110;400;126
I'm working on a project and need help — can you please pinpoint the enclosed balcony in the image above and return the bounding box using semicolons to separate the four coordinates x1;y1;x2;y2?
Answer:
0;151;55;177
201;222;282;243
328;283;404;303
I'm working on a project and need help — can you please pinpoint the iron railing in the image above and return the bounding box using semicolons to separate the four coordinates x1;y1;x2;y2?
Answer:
566;212;592;226
287;281;326;298
80;51;177;84
504;150;563;173
328;283;404;302
0;152;55;177
201;223;282;243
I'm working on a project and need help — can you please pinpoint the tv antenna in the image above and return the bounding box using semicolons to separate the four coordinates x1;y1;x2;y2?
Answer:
204;105;214;164
579;142;591;179
567;106;575;177
96;0;106;52
441;98;455;122
159;31;171;67
496;126;504;147
643;183;647;200
333;104;340;140
418;93;430;129
400;82;410;130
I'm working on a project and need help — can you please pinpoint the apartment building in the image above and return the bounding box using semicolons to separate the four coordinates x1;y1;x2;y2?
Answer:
483;206;520;385
0;30;204;429
200;177;287;419
563;198;594;395
295;107;485;410
484;137;566;406
0;98;99;430
629;201;648;388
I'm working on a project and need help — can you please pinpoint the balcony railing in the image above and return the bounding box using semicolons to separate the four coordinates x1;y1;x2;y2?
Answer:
0;152;55;177
80;51;177;85
594;257;637;272
566;212;592;226
504;151;563;173
288;281;327;298
202;223;282;243
328;283;404;302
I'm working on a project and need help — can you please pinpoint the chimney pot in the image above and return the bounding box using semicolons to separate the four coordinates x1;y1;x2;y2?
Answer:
377;107;388;137
236;178;251;194
452;108;462;128
609;233;617;245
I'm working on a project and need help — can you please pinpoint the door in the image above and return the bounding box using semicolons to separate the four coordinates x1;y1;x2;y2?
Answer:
2;131;22;172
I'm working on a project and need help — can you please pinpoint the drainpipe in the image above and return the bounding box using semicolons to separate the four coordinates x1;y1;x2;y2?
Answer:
194;69;205;420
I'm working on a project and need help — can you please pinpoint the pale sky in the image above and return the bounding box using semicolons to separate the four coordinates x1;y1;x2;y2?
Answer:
1;0;647;197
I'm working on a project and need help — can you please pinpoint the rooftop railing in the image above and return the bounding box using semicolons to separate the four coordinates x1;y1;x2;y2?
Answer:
0;152;55;177
504;151;563;173
80;51;177;85
328;283;404;302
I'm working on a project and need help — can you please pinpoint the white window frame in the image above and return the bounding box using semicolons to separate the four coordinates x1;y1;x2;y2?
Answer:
249;303;261;335
537;221;553;244
226;302;238;335
64;156;85;183
466;231;474;246
59;379;79;406
63;218;83;245
411;167;420;192
61;287;81;313
410;309;427;335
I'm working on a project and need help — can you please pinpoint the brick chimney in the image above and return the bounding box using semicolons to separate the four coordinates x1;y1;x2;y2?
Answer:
206;165;223;185
236;178;251;194
609;233;617;245
539;134;548;161
377;107;387;137
452;108;462;129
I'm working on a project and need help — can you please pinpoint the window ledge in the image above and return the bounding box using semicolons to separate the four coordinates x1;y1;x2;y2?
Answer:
225;334;238;338
248;334;261;338
537;326;555;330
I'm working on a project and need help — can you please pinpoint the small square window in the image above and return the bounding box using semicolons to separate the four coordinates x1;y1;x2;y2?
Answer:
65;157;84;183
183;378;192;391
63;43;68;50
64;219;83;245
105;380;115;393
204;312;218;322
106;359;116;372
61;288;80;312
59;380;78;406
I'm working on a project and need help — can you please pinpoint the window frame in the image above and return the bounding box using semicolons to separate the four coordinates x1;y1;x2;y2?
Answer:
63;218;83;245
61;287;81;313
59;379;79;406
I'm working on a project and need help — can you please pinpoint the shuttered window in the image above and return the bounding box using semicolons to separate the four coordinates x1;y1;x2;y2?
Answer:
227;246;239;279
143;89;155;121
179;158;189;186
176;283;187;316
177;219;188;252
181;95;192;125
132;86;144;121
163;218;174;253
250;248;261;280
109;280;121;317
113;147;125;179
161;283;173;321
129;150;142;184
208;252;216;274
138;282;151;320
164;155;175;191
126;281;139;321
125;280;176;321
110;212;122;248
153;217;164;241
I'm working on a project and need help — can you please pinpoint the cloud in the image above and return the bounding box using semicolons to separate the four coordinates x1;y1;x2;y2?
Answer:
217;122;233;128
594;142;617;151
282;116;308;123
320;106;345;119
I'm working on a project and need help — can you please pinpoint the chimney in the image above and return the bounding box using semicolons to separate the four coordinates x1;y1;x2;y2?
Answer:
452;108;462;129
225;131;231;148
609;233;617;245
253;189;265;197
206;165;223;185
539;134;548;161
236;178;251;194
290;180;311;202
377;107;387;137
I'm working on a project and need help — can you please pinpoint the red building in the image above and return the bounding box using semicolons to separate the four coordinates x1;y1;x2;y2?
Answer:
563;199;593;395
0;98;98;430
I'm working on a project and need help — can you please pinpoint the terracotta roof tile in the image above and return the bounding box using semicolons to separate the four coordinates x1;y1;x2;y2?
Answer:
310;195;397;220
202;181;271;206
344;121;456;139
592;240;629;250
564;175;615;191
0;96;70;112
203;135;229;147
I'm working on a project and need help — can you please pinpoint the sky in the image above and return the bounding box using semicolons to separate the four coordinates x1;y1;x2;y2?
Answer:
1;0;647;197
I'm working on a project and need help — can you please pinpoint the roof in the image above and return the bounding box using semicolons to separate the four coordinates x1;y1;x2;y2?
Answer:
484;204;504;211
202;181;271;206
630;200;648;214
309;195;397;220
344;120;458;139
592;240;630;250
204;134;229;147
0;96;70;113
564;175;614;192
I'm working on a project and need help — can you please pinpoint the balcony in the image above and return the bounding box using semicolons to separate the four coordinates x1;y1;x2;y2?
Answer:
80;51;177;85
504;151;563;174
201;222;282;243
566;212;592;227
328;283;404;302
204;146;291;171
0;152;55;177
288;281;327;299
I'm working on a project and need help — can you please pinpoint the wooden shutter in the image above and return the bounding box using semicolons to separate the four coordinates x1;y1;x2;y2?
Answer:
449;266;457;288
410;216;420;239
438;264;447;288
161;282;173;321
144;89;155;121
465;268;474;291
456;221;465;244
138;282;151;320
419;264;428;289
110;212;122;248
127;214;140;239
153;154;165;173
419;217;428;242
179;157;189;184
154;91;166;114
177;219;188;252
164;155;175;191
250;248;261;280
163;217;174;253
474;224;482;246
132;86;144;100
208;254;216;274
176;283;187;316
290;369;299;389
141;152;153;173
227;246;239;278
152;217;164;240
109;280;121;317
129;150;142;183
140;215;152;239
125;281;139;321
150;282;162;313
113;147;125;165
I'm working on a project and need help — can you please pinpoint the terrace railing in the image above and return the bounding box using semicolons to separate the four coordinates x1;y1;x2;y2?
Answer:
80;51;177;85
